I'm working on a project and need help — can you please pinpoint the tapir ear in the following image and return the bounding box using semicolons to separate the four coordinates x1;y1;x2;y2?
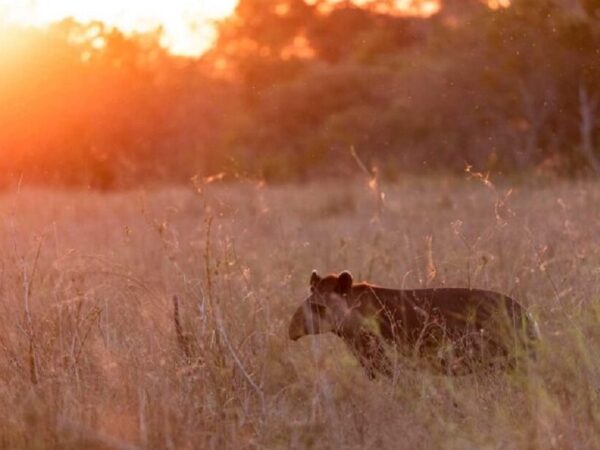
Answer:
310;270;321;287
336;271;353;296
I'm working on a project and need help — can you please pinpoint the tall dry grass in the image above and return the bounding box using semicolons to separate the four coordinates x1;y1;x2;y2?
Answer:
0;177;599;449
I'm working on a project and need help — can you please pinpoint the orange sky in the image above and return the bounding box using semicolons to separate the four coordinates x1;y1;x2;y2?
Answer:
0;0;238;56
0;1;444;57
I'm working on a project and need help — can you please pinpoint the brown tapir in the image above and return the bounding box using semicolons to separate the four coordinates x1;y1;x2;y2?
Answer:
289;270;539;379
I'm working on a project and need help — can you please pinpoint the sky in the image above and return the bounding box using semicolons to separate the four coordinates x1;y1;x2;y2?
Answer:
0;0;444;57
0;0;238;56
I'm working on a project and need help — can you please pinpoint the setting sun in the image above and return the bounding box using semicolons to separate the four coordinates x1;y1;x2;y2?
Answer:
0;0;238;56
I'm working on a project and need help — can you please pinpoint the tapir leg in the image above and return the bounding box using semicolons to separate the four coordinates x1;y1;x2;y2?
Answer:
347;331;393;379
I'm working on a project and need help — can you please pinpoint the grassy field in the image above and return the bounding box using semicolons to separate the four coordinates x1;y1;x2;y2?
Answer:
1;177;600;449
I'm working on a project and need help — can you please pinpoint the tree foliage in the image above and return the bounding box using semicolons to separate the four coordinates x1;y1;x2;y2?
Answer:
0;0;599;187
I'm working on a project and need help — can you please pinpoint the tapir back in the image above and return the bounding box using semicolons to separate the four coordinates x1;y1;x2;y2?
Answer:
350;285;537;368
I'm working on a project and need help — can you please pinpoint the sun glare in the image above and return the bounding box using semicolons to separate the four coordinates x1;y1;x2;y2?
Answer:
0;0;238;56
307;0;440;16
0;1;448;57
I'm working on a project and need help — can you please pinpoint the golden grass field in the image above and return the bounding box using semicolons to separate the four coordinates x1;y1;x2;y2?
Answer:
1;177;600;449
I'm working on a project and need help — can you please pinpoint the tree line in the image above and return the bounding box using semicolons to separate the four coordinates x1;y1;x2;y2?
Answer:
1;0;599;188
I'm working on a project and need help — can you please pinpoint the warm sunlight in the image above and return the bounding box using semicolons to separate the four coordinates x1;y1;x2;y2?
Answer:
0;1;449;56
309;0;440;16
0;0;238;56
